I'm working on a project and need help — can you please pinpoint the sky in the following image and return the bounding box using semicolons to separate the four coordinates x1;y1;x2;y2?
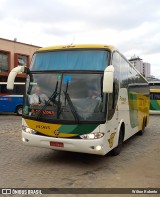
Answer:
0;0;160;78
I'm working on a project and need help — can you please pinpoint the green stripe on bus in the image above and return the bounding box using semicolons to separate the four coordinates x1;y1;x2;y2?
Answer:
58;125;77;133
150;101;160;110
58;124;99;135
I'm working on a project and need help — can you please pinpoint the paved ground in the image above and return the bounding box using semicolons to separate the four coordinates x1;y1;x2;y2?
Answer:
0;114;159;197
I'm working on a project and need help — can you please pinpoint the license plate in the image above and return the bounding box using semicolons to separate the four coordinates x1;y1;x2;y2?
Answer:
50;141;64;147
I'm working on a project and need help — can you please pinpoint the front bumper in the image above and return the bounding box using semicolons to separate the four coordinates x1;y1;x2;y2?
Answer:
22;131;106;155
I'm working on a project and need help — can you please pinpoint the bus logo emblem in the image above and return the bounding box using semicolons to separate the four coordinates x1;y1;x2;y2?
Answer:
54;130;60;137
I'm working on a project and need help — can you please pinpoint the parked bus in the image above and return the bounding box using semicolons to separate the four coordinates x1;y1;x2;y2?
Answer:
0;82;25;115
7;44;150;155
150;89;160;114
148;81;160;114
149;81;160;89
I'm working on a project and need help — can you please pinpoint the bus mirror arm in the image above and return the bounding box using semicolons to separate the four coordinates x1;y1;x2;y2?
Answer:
103;65;114;93
24;67;30;74
7;66;27;90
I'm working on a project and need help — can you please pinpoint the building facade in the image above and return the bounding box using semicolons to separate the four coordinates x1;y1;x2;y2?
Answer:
0;37;40;82
129;56;151;78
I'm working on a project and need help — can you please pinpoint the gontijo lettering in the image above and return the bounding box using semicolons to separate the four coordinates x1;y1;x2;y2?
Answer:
36;125;51;130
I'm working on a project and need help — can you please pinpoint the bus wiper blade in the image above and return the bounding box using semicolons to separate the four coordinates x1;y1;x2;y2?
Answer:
36;82;59;120
63;91;79;123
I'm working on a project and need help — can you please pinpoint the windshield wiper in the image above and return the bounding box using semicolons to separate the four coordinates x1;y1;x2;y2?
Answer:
63;90;79;123
36;81;59;120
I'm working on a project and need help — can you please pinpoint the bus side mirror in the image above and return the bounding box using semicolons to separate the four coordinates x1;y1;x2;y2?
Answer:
7;66;26;90
103;65;114;93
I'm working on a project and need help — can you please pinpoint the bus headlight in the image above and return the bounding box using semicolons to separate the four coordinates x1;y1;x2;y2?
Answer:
22;126;37;134
80;132;104;140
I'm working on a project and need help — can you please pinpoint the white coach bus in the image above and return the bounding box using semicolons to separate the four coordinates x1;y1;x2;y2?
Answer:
7;44;150;155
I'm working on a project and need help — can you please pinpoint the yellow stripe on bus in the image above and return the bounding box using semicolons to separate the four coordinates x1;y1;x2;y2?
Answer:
25;119;77;137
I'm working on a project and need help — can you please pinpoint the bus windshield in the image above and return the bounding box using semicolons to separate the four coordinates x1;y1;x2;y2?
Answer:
150;91;160;100
30;50;109;71
23;72;106;123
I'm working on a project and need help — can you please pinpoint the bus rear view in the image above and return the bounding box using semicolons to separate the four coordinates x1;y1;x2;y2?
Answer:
150;89;160;114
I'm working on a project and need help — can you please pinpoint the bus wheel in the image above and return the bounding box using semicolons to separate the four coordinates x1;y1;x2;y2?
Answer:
138;118;145;135
16;106;23;116
111;128;124;156
145;117;147;127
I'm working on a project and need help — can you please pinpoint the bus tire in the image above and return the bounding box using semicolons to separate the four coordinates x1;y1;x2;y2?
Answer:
16;106;23;116
138;118;145;135
145;116;148;127
111;126;124;156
